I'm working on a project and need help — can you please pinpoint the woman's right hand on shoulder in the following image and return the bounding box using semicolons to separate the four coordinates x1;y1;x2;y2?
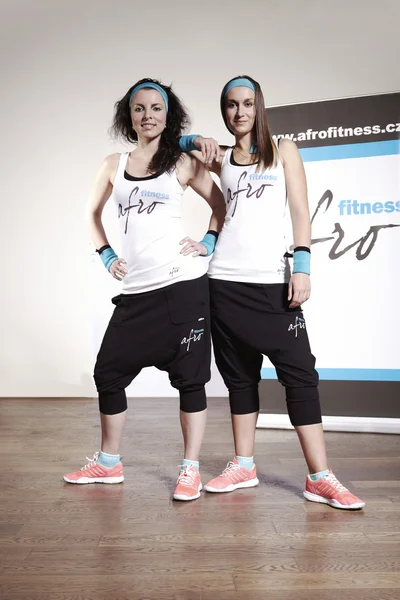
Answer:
109;258;128;281
194;136;221;166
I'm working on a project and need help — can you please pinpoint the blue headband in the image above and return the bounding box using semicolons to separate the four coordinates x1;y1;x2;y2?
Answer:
223;77;255;96
129;82;169;112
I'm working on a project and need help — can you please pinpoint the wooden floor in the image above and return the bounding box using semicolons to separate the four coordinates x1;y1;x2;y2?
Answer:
0;398;399;600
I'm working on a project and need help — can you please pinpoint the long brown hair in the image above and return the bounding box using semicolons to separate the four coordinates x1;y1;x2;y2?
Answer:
220;75;277;172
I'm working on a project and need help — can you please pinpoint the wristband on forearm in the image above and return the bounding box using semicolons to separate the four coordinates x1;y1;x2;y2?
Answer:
96;245;119;271
200;230;219;257
178;134;200;152
292;246;311;275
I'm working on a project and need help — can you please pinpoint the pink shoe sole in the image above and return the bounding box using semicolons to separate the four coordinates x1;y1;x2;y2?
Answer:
303;490;365;510
63;475;124;484
204;477;259;493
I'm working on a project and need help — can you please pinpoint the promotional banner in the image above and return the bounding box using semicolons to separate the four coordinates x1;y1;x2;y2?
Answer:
261;93;399;418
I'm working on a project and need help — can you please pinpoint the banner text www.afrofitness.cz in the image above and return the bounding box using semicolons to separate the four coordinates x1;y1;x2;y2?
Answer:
272;123;400;143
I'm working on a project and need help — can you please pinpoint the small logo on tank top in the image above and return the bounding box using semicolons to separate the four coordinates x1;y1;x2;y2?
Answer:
169;266;180;277
288;316;306;337
181;328;205;351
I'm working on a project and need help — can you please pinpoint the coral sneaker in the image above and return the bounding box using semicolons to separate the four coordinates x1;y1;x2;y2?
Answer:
173;465;202;501
204;458;259;493
304;470;365;510
63;452;124;484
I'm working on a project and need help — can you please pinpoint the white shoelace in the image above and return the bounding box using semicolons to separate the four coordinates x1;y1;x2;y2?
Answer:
177;465;197;487
81;452;99;471
221;461;241;478
324;472;348;493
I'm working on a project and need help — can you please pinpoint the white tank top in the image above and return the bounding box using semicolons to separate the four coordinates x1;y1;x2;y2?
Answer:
208;147;291;283
112;152;207;294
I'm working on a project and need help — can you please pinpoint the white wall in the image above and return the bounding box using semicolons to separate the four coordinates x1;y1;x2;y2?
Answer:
1;0;399;397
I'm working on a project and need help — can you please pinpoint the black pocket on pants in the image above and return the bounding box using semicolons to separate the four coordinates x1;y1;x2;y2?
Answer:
164;276;208;324
262;283;302;314
110;295;129;326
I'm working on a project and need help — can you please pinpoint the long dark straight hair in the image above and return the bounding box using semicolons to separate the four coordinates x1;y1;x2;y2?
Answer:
110;78;190;174
220;75;277;171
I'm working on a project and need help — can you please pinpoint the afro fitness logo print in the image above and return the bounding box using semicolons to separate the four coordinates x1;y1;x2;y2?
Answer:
118;187;166;234
288;316;306;337
181;328;205;352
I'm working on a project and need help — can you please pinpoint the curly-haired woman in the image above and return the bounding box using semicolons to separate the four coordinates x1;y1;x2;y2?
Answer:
63;79;226;501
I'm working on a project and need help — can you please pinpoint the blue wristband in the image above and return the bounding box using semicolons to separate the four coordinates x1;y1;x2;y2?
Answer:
200;232;218;257
293;249;310;275
179;134;200;152
99;247;119;271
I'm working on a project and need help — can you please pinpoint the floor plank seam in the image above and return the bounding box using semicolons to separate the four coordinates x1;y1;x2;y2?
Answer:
22;548;33;562
231;572;238;592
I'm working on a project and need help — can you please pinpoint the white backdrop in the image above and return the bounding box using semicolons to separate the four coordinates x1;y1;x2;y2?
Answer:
1;0;399;397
